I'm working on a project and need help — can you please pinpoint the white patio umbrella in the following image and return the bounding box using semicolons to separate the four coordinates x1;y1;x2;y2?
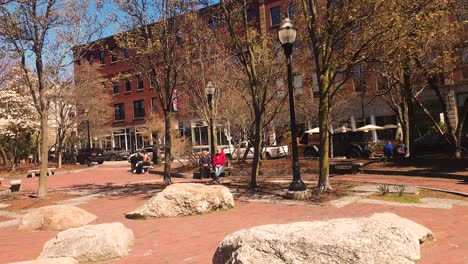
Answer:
334;126;351;133
305;127;320;134
356;124;384;132
382;124;398;129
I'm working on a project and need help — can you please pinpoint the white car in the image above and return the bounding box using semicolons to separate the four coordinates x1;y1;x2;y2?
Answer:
224;142;288;159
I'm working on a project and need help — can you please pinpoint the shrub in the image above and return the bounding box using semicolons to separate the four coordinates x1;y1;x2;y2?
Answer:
378;184;390;196
396;185;406;197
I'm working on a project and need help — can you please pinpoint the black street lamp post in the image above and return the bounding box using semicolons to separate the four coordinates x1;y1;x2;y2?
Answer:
205;82;216;157
278;18;306;191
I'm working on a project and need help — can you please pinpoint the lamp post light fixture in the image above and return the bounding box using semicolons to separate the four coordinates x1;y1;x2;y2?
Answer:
278;18;306;192
205;81;216;157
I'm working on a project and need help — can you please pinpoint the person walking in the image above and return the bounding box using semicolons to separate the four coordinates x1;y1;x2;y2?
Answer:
199;151;212;179
212;147;226;183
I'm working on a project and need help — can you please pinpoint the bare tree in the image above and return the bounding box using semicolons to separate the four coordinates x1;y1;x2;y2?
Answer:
113;0;197;185
0;0;107;197
205;0;288;188
299;0;390;190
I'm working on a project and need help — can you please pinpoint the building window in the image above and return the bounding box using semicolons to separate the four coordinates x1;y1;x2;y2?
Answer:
353;63;366;92
123;48;129;58
208;18;216;30
113;81;119;94
133;100;145;118
193;126;209;146
270;6;281;26
462;47;468;64
125;79;131;93
114;103;125;121
99;51;105;64
293;75;303;95
137;74;144;90
377;77;389;91
247;9;252;24
88;54;94;65
111;51;118;63
462;67;468;80
288;2;297;19
152;97;157;112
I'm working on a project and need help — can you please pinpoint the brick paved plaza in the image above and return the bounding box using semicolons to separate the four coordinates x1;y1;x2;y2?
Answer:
0;163;466;264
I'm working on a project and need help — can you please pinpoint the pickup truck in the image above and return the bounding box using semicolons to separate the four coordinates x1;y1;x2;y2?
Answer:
224;142;288;160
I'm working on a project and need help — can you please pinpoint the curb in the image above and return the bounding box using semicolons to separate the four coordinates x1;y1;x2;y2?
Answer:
360;169;468;181
344;179;468;197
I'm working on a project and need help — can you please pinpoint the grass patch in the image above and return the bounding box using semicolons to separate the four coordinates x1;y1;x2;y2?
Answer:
368;193;420;203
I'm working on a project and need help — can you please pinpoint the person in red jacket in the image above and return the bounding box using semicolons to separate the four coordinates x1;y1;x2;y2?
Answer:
212;147;226;182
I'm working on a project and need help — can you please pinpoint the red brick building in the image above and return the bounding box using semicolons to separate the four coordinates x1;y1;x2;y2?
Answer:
75;0;468;151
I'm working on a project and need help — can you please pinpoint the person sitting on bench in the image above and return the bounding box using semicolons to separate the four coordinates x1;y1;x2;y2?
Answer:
212;147;226;183
134;150;151;174
199;151;212;179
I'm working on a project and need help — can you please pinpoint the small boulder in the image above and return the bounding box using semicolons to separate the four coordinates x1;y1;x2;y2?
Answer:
9;257;78;264
125;183;234;219
213;216;424;264
370;212;434;243
39;223;134;263
18;205;97;231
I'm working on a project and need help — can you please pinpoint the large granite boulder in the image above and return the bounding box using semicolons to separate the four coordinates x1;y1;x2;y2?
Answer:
125;183;234;219
39;223;134;263
370;212;434;243
18;205;96;231
9;257;78;264
213;215;426;264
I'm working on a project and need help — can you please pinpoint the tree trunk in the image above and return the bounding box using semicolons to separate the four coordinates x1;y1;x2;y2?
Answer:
317;92;331;190
0;146;7;165
250;121;262;188
57;138;63;168
38;110;49;198
455;96;468;158
403;68;413;158
163;110;173;186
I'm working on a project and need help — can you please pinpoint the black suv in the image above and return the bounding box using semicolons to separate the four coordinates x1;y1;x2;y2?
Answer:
77;148;105;165
332;131;373;158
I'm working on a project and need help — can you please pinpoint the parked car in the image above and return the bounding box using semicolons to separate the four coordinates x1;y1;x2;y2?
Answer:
413;134;468;158
77;148;105;165
128;146;165;163
104;147;131;161
224;142;289;160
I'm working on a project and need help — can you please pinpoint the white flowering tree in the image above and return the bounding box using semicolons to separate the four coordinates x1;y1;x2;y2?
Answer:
0;75;39;171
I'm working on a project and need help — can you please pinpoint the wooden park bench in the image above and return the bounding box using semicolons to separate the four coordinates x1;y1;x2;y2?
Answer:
193;167;232;179
330;161;361;175
26;168;56;178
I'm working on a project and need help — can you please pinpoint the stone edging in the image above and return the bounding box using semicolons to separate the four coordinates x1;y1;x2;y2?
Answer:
360;169;467;181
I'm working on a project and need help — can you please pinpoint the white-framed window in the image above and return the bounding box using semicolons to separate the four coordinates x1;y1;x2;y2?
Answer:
353;63;366;92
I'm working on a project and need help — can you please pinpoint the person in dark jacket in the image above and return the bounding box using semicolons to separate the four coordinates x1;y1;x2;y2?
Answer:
199;151;211;179
383;141;394;158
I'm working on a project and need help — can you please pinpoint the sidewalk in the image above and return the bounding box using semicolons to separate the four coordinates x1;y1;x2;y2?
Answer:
0;166;467;264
